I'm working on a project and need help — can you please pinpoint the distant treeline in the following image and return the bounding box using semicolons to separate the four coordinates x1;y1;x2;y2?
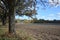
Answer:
33;19;60;23
15;19;60;23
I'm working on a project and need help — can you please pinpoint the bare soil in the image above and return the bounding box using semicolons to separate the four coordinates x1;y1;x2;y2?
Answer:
15;23;60;40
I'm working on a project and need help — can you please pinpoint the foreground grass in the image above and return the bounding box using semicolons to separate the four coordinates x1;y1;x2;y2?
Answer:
0;28;20;40
16;30;37;40
0;26;36;40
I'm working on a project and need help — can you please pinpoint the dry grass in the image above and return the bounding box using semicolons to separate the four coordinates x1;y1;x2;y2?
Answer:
15;23;60;40
0;23;60;40
0;24;37;40
16;30;37;40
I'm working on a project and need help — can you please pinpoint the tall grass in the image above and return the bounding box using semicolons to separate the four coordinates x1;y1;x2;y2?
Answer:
0;26;37;40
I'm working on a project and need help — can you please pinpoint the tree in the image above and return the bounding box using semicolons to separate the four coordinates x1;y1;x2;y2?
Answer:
0;1;7;25
0;0;37;34
49;0;60;7
0;0;59;34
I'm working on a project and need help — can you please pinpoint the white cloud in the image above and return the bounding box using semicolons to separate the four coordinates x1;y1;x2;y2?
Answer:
39;15;55;20
57;13;60;17
48;14;55;17
49;0;60;7
37;13;60;20
57;13;60;15
44;14;56;20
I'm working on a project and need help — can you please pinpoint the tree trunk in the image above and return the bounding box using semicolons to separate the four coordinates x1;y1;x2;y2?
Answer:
8;7;15;33
2;18;6;25
2;13;6;25
8;0;15;33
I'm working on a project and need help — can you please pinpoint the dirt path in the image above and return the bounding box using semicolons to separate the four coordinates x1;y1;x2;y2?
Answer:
15;23;60;40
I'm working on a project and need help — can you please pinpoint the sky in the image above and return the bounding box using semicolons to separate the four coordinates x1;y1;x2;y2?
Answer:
15;0;60;20
36;5;60;20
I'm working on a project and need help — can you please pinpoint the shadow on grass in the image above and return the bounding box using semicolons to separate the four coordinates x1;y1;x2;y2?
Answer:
0;28;23;40
0;33;23;40
0;25;3;27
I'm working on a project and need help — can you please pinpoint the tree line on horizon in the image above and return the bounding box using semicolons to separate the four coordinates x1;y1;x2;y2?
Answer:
32;19;60;23
15;18;60;23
